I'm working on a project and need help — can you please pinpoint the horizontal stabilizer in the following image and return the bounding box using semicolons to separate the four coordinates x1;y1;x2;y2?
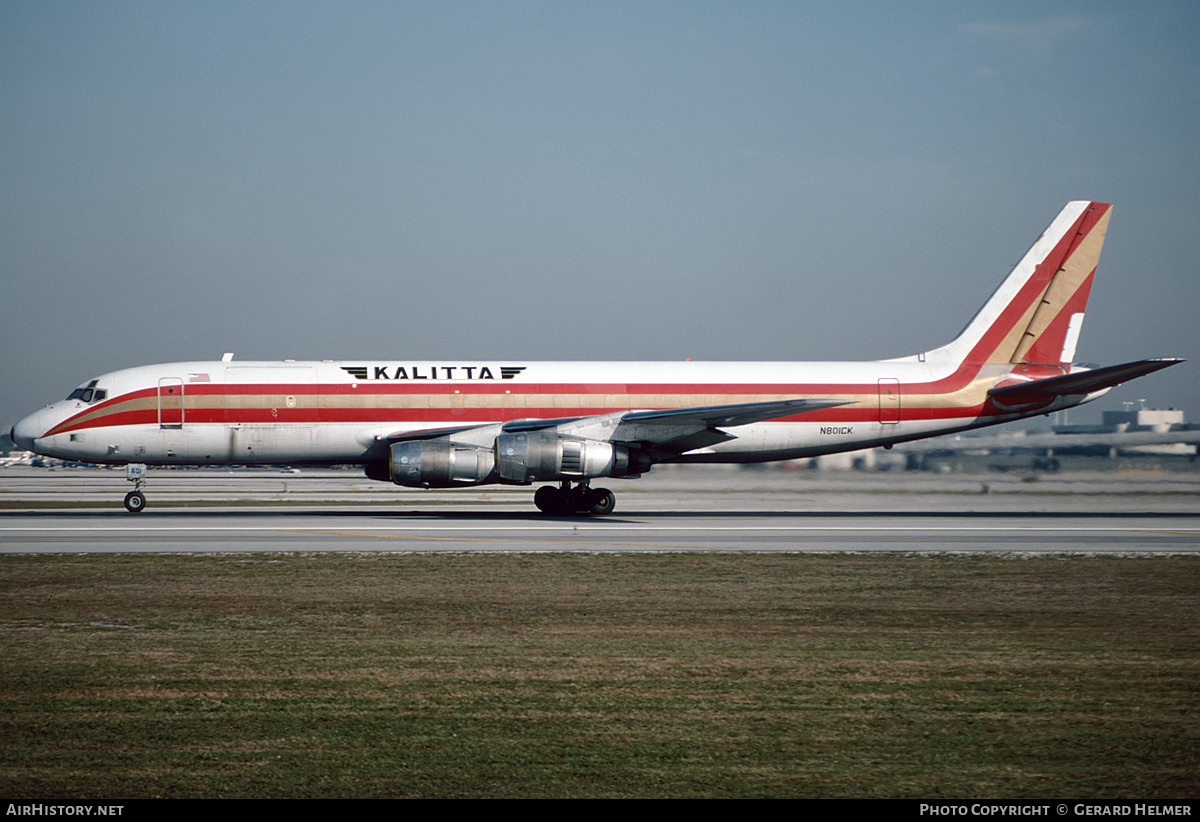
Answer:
987;358;1183;405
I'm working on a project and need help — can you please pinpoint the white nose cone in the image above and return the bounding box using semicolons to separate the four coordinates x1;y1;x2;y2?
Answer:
10;407;55;451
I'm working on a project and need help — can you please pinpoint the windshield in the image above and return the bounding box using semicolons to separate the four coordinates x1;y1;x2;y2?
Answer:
66;379;104;403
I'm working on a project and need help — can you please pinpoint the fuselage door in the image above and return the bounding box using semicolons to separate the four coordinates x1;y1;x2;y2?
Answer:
158;378;185;428
878;378;900;424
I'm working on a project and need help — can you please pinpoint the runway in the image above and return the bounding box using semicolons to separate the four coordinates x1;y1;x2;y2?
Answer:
3;510;1199;553
2;466;1198;554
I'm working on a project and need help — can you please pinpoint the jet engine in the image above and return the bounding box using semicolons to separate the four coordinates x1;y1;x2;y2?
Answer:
388;440;496;488
494;431;650;483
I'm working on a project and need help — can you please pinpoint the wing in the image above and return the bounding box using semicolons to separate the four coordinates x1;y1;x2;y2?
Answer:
622;397;849;428
559;397;851;455
384;397;850;455
604;398;849;454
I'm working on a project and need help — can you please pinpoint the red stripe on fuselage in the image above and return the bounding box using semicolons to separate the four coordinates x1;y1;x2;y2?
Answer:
45;382;996;437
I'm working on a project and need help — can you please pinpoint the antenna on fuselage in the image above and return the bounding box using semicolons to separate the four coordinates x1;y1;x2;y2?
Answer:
222;353;235;362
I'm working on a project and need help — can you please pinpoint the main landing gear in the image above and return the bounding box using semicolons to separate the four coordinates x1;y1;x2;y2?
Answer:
123;463;148;513
533;481;616;516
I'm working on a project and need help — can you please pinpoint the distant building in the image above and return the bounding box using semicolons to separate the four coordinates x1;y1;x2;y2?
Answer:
1056;408;1196;455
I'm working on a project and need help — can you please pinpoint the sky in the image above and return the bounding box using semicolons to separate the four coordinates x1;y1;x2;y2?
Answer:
3;0;1197;432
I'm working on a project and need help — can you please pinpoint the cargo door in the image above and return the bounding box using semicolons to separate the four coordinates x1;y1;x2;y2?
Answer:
158;378;184;428
224;366;318;462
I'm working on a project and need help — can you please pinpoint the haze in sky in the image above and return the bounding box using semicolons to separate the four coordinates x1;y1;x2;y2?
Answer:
3;1;1197;432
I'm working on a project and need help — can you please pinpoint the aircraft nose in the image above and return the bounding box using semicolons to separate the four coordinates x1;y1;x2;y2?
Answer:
11;412;46;451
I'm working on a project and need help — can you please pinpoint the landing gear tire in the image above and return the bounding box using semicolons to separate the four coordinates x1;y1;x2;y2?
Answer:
124;491;147;513
586;488;615;515
534;485;559;514
534;484;616;516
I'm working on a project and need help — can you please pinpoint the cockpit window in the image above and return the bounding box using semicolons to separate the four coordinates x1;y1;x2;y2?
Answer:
67;379;101;403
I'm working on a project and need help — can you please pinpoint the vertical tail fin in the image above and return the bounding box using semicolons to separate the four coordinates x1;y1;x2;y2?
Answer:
927;201;1112;368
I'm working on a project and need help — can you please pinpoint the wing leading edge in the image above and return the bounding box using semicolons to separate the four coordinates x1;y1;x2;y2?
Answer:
621;398;849;428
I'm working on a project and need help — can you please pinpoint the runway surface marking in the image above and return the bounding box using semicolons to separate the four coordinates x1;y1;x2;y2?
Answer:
3;525;1197;533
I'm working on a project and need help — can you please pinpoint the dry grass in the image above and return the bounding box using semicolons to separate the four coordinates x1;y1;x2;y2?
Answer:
1;552;1197;798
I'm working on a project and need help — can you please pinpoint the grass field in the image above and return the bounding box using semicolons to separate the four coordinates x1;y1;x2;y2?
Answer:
1;552;1197;798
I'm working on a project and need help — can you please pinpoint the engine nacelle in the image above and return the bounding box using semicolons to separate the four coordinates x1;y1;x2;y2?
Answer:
389;440;496;488
494;431;650;483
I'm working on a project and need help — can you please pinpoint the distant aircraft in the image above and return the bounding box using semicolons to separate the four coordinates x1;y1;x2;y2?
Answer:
10;201;1182;513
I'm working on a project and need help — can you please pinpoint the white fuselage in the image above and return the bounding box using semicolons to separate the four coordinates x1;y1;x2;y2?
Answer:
12;356;1079;468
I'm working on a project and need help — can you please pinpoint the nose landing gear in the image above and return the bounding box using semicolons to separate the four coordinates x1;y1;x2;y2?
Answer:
534;481;616;516
123;463;147;513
